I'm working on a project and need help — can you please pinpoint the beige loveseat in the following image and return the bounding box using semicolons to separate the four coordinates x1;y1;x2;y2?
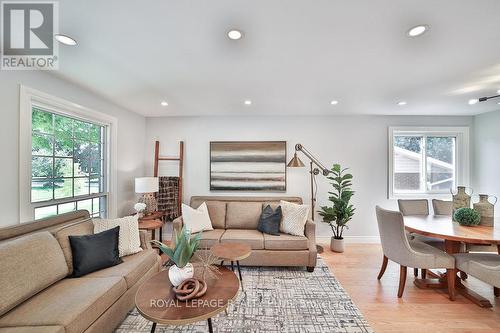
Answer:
173;196;317;271
0;210;161;333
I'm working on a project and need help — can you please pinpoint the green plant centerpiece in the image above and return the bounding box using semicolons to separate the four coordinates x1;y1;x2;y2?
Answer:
319;164;355;253
151;226;202;287
453;207;481;226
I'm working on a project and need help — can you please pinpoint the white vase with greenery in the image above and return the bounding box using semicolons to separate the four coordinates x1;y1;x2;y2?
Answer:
151;226;201;287
319;164;355;253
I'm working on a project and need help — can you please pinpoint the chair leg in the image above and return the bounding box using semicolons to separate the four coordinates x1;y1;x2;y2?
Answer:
494;287;499;297
421;269;427;279
447;268;456;301
413;268;418;277
377;255;388;280
398;265;407;298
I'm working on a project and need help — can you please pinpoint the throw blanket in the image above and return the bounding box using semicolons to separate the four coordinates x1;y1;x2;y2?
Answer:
157;176;179;220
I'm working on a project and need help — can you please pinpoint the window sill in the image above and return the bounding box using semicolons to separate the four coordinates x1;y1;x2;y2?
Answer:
389;192;452;200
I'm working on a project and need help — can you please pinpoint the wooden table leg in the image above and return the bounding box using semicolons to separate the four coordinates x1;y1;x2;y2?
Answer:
445;240;492;308
413;240;493;307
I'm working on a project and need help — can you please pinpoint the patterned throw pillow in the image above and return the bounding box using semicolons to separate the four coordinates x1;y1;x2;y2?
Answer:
279;200;310;236
93;216;142;257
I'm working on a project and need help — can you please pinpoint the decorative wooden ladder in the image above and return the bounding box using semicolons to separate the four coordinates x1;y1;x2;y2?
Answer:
153;141;184;216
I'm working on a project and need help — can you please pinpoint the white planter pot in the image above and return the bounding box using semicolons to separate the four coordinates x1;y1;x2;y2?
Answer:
330;237;345;253
168;263;194;287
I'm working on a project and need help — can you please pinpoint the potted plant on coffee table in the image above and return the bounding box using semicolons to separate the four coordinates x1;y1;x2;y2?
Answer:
318;164;355;253
151;226;202;286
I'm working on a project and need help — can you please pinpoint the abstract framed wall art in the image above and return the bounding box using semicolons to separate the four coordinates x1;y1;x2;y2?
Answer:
210;141;287;191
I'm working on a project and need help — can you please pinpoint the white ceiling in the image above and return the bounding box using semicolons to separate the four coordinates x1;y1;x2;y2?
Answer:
53;0;500;117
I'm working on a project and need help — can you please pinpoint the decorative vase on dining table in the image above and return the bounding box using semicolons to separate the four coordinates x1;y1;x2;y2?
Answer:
451;186;472;221
473;194;497;227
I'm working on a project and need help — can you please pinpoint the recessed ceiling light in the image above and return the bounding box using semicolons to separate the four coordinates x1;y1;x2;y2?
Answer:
244;100;252;105
54;34;77;46
468;99;478;105
227;30;243;40
160;101;168;106
407;25;428;37
397;101;407;106
330;100;339;105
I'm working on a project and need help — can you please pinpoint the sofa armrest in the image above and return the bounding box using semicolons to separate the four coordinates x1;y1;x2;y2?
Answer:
305;220;316;250
139;230;152;250
305;219;317;268
171;216;184;245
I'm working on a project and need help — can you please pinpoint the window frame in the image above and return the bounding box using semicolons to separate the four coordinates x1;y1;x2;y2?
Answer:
388;126;470;200
19;85;118;222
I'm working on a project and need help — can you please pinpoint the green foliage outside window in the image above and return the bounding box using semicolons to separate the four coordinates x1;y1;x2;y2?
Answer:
31;108;105;202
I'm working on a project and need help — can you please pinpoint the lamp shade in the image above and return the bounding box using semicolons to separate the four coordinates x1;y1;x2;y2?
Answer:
287;152;305;167
135;177;159;193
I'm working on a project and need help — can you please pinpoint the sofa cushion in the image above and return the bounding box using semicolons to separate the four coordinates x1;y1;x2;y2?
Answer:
93;216;142;257
0;232;68;317
0;276;126;333
53;220;94;275
221;229;264;249
226;202;262;229
191;229;225;249
69;226;123;277
257;205;282;236
192;201;226;229
0;326;64;333
263;233;309;250
85;249;159;288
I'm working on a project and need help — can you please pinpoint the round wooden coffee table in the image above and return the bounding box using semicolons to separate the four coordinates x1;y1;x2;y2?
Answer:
135;267;239;333
211;243;252;291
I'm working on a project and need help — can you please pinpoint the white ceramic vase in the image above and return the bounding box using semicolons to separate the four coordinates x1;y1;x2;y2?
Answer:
168;263;194;287
331;237;345;253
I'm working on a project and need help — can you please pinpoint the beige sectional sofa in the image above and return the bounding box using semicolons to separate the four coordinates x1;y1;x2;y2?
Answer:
173;196;317;271
0;211;161;333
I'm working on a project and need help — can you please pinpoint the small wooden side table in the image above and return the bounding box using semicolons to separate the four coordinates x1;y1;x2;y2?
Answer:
211;243;251;291
138;219;164;242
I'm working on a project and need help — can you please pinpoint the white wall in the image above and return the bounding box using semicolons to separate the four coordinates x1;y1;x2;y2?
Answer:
145;115;473;241
0;71;146;226
473;109;500;216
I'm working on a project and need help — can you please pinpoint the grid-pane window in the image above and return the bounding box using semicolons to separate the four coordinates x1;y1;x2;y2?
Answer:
390;128;464;197
31;107;107;219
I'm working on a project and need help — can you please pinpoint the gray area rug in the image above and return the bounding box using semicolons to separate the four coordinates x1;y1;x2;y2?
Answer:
116;258;373;333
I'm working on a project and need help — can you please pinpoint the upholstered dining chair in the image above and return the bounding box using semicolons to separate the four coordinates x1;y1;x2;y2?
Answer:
397;199;445;277
453;253;500;297
375;206;456;299
432;199;453;216
397;199;429;216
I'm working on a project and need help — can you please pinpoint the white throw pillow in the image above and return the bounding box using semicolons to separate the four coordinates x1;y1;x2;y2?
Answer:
181;202;214;234
280;200;310;236
93;216;142;257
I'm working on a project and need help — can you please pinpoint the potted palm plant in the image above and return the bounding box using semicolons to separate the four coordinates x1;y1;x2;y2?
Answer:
151;226;202;286
318;164;355;253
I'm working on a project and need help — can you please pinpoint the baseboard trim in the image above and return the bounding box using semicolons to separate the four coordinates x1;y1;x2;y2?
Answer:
316;236;380;244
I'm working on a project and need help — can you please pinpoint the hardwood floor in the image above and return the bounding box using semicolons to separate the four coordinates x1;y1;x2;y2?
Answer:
319;243;500;333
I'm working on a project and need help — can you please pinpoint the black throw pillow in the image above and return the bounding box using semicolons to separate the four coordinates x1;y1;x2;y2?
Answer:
257;205;282;236
69;226;122;277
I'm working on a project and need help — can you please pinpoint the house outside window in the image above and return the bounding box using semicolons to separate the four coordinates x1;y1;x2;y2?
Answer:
388;127;469;199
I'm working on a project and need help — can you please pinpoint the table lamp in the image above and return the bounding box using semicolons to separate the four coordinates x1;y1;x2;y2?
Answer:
135;177;159;214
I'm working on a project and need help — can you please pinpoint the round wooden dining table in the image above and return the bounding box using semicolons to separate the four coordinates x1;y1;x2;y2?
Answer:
404;215;500;308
